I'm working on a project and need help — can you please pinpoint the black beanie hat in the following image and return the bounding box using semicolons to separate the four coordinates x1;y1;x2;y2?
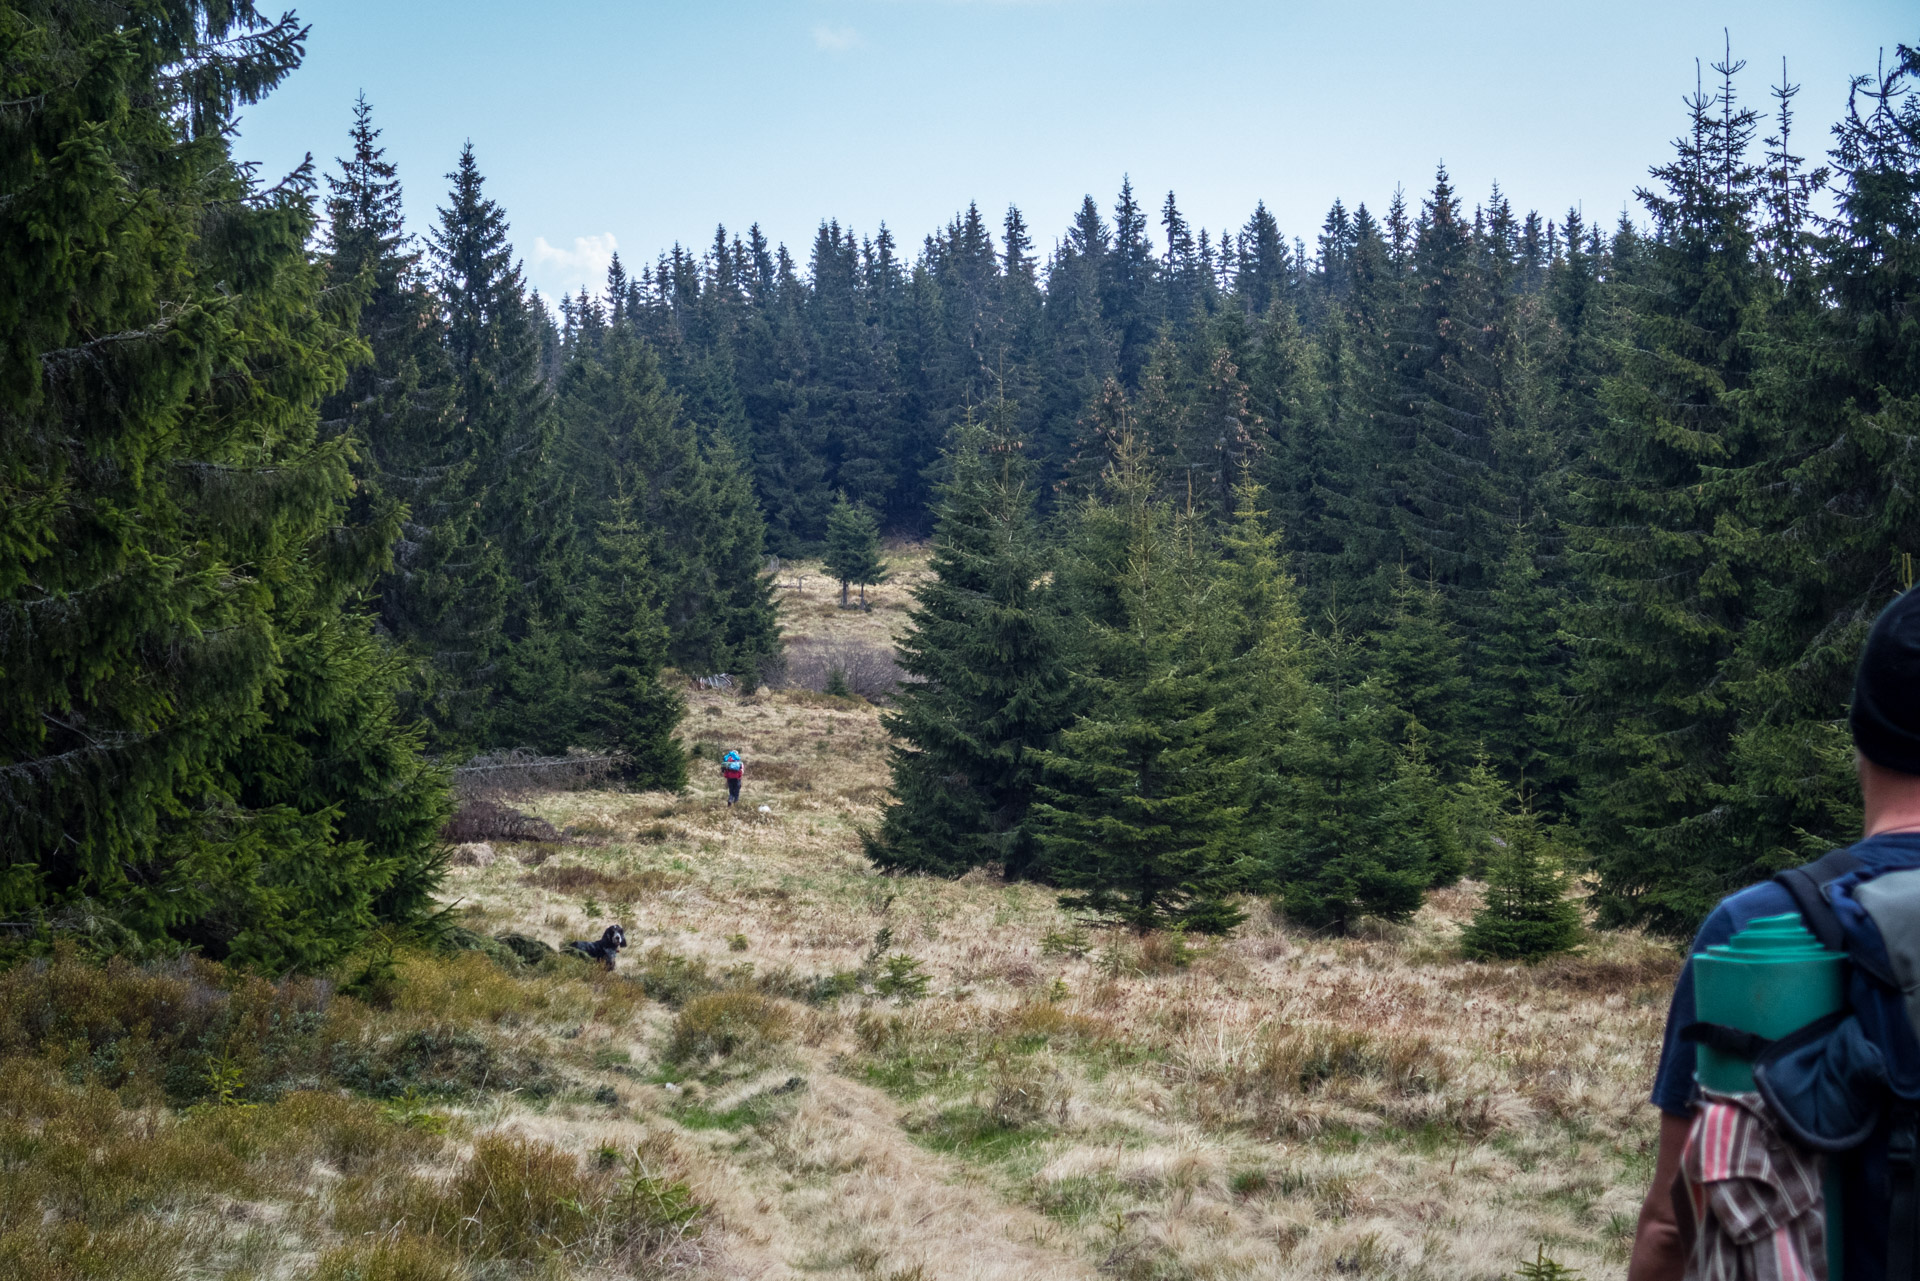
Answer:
1853;589;1920;775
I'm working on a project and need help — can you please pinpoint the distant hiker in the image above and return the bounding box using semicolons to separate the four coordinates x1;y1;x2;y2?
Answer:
1630;588;1920;1281
722;749;744;806
567;924;627;971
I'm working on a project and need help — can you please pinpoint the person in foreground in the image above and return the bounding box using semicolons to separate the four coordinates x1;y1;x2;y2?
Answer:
1631;588;1920;1281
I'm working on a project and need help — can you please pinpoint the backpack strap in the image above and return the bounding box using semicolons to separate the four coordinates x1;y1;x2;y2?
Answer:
1892;1100;1919;1281
1773;846;1864;953
1679;1021;1775;1061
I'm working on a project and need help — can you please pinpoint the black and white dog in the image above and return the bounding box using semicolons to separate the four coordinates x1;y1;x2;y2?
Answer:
567;924;628;971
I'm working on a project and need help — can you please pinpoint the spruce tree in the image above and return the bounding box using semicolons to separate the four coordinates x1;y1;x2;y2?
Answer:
1246;301;1335;584
1474;527;1571;803
1034;199;1119;482
431;144;559;707
1381;167;1506;599
1173;344;1262;523
824;494;888;608
1237;202;1291;312
321;96;504;753
1058;378;1134;499
1573;53;1772;934
553;317;778;678
1033;449;1248;934
1399;722;1468;887
1707;49;1920;882
1210;475;1310;882
1461;802;1584;961
1271;624;1431;932
1105;178;1159;384
1371;567;1473;779
575;489;688;789
0;1;446;968
1452;755;1512;879
694;431;783;684
868;420;1074;879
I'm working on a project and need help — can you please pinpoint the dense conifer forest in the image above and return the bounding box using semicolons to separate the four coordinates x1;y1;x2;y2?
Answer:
4;1;1918;966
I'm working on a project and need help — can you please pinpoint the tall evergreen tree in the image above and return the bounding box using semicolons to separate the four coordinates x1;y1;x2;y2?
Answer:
1383;167;1507;601
1708;47;1920;880
1474;527;1572;802
1210;476;1311;872
554;317;778;677
574;488;688;789
1033;448;1248;933
868;420;1074;879
1371;566;1474;778
431;145;558;666
1574;53;1773;933
322;96;504;753
1173;343;1262;523
0;0;446;968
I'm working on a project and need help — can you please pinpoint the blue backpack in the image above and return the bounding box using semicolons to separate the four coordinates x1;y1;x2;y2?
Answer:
1689;846;1920;1281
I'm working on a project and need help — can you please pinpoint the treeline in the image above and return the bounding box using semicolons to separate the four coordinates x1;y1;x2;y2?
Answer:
321;101;779;766
854;46;1920;940
5;0;1916;972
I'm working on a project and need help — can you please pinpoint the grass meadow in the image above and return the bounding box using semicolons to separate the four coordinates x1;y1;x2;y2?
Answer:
0;548;1679;1281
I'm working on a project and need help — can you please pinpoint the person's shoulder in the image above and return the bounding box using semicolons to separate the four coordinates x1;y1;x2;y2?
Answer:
1851;831;1920;872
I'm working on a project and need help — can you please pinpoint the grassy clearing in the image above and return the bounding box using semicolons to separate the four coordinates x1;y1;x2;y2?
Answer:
0;547;1677;1279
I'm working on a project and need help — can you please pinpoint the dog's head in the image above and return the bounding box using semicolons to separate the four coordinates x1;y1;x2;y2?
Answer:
601;924;627;951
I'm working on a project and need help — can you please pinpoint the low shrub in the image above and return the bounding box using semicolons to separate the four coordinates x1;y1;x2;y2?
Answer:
417;1134;595;1260
668;990;793;1062
269;1091;445;1172
873;953;929;1002
629;947;719;1007
442;798;561;844
0;1059;457;1280
987;1055;1071;1128
998;1000;1110;1047
358;1137;705;1270
0;948;334;1105
389;949;575;1025
766;638;904;701
1039;926;1092;958
327;1025;557;1101
1138;929;1197;972
0;1217;195;1281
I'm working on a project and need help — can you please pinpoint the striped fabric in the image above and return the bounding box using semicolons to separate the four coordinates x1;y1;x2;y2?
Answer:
1682;1090;1827;1281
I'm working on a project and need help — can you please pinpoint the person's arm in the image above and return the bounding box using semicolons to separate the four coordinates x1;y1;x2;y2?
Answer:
1627;1109;1691;1281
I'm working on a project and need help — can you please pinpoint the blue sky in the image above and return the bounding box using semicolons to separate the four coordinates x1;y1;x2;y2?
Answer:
230;0;1913;302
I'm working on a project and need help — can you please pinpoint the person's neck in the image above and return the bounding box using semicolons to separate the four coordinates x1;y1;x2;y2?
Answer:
1862;756;1920;838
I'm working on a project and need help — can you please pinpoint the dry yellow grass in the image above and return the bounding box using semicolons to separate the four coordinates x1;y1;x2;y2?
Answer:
425;546;1680;1281
1;547;1678;1280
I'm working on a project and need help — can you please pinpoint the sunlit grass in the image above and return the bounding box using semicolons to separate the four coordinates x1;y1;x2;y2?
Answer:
0;548;1678;1280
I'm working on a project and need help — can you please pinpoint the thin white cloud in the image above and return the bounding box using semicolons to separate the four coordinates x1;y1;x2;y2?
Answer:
813;24;863;51
531;233;618;292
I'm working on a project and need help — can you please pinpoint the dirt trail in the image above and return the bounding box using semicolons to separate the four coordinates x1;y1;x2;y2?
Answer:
522;1043;1098;1281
